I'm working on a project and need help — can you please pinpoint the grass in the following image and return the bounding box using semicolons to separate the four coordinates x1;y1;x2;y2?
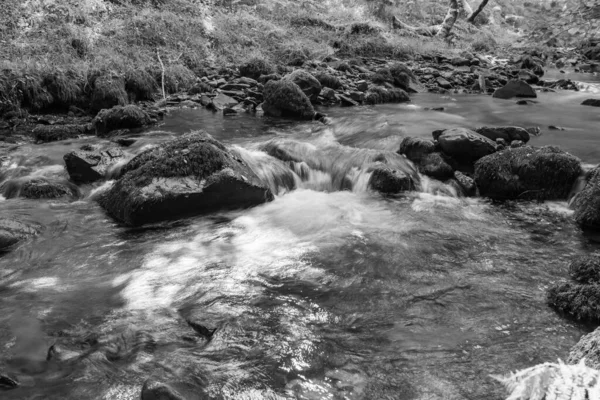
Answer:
0;0;524;115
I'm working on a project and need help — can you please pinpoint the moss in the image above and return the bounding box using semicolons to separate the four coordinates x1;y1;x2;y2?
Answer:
33;124;93;143
573;167;600;229
349;23;379;35
21;178;78;199
262;79;315;119
365;86;409;105
91;74;128;112
239;58;274;80
43;69;83;110
547;282;600;322
92;105;151;136
474;146;582;201
290;16;335;31
371;68;393;84
125;69;157;101
569;254;600;284
17;72;54;111
313;72;342;90
161;64;197;94
389;63;415;90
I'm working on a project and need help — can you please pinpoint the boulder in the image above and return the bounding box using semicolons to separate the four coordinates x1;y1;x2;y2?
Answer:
398;137;436;163
493;80;537;99
92;105;152;137
568;327;600;370
98;131;273;226
282;70;322;102
436;128;498;163
572;166;600;230
1;178;79;199
0;218;40;251
33;124;93;143
475;126;531;144
474;146;582;201
582;99;600;107
261;80;315;119
209;93;239;111
64;148;126;183
418;152;454;180
368;164;415;194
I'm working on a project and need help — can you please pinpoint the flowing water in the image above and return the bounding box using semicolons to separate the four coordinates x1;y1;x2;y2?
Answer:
2;79;600;399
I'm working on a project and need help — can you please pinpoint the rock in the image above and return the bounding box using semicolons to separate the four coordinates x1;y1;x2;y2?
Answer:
436;77;453;89
568;327;600;369
0;372;18;390
569;254;600;284
364;87;409;105
349;91;365;103
418;152;454;180
239;58;274;80
257;73;281;84
475;126;531;143
0;218;40;251
282;70;322;102
582;99;600;107
98;132;273;226
474;146;582;201
33;124;93;143
338;94;358;107
510;140;524;148
517;69;539;85
398;137;436;163
19;178;79;199
451;57;471;67
141;379;207;400
454;171;476;196
493;80;537;99
92;105;152;137
368;164;415;194
209;93;238;111
321;88;336;101
572;166;600;230
436;128;498;163
64;148;125;183
357;80;369;92
261;80;315;119
314;73;342;90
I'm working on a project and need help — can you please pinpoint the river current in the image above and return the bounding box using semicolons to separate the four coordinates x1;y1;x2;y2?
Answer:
1;79;600;399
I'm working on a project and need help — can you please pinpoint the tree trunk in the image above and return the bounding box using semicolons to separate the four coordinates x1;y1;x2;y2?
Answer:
458;0;473;18
467;0;490;23
436;0;459;38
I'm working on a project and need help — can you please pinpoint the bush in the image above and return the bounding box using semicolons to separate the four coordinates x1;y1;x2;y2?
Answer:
90;74;128;112
160;64;196;94
547;282;600;322
125;69;157;101
239;58;274;80
43;69;83;110
17;72;54;111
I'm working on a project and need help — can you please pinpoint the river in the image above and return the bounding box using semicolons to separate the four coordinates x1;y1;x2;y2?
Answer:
1;78;600;399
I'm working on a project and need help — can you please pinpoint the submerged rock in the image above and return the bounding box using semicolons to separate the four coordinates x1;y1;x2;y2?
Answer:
283;70;322;102
64;148;126;183
92;105;152;136
1;178;79;199
435;128;498;163
0;218;40;251
368;164;415;194
475;146;581;201
261;80;315;119
493;80;537;99
572;166;600;230
33;124;93;143
474;126;530;144
98;131;273;226
568;327;600;369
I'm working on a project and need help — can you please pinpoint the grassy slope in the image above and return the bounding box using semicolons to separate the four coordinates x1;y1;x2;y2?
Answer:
0;0;521;115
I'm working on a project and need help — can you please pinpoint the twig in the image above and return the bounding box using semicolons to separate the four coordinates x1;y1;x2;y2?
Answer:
156;48;166;102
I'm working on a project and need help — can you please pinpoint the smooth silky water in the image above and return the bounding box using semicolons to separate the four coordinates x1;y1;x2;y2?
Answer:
2;79;600;399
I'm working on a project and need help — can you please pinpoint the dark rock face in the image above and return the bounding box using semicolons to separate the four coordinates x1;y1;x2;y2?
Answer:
398;137;436;163
418;152;454;180
572;166;600;230
436;128;498;163
92;105;152;136
261;80;315;119
1;178;79;199
475;126;530;144
492;80;537;99
283;70;322;102
568;327;600;369
64;148;125;183
475;146;582;201
582;99;600;107
98;131;273;226
368;164;415;194
33;124;93;143
0;218;40;251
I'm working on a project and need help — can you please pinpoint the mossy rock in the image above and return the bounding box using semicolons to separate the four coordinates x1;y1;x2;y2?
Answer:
547;281;600;322
418;152;455;180
91;75;128;112
33;124;93;143
98;131;273;226
567;327;600;369
368;164;415;194
92;105;152;136
474;145;582;201
365;86;409;105
282;69;322;102
239;58;274;80
569;254;600;284
572;167;600;230
313;72;342;90
1;178;79;200
262;80;315;119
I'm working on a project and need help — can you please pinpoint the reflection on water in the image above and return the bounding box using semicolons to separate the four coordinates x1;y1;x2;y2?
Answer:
1;87;600;399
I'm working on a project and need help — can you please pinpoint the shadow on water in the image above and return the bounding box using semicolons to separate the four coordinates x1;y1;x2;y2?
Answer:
1;85;600;399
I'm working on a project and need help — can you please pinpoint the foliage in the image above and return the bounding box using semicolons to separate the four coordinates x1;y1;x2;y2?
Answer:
492;359;600;400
